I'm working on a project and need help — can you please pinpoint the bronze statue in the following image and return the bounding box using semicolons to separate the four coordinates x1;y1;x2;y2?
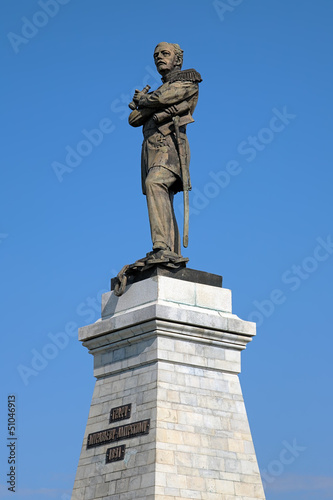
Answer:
129;42;202;264
113;43;201;295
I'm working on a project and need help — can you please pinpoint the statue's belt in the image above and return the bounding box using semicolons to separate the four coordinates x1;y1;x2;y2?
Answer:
143;123;186;139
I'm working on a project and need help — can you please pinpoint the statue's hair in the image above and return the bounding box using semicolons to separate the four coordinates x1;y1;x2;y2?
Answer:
155;42;184;69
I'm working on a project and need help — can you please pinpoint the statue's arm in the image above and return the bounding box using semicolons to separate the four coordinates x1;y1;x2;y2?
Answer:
138;82;198;110
128;107;156;127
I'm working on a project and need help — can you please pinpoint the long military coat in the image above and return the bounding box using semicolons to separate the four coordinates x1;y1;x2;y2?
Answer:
128;69;202;195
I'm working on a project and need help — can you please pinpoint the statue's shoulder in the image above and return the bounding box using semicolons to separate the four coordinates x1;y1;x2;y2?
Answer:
166;69;202;84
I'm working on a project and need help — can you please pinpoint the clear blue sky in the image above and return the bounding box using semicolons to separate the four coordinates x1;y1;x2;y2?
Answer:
1;1;333;499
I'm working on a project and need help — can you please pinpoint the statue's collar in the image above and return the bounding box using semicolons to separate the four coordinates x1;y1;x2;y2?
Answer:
161;69;182;83
161;68;202;84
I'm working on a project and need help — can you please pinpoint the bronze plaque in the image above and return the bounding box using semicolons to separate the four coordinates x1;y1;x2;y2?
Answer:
87;419;150;449
109;403;132;423
105;444;126;463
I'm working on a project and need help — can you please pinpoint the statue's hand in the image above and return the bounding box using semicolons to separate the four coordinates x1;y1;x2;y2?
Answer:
133;89;144;104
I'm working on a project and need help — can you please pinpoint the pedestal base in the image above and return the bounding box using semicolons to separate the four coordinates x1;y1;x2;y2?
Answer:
72;273;265;499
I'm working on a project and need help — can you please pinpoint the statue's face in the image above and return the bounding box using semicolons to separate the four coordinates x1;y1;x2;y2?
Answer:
154;43;178;76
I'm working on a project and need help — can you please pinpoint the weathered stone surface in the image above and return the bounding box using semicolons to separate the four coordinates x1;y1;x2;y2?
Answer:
72;275;265;499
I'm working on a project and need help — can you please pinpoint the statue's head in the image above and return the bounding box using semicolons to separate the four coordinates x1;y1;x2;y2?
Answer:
154;42;184;76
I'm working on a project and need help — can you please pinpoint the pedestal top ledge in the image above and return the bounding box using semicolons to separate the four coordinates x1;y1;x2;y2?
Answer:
110;266;223;290
79;269;256;347
105;269;228;319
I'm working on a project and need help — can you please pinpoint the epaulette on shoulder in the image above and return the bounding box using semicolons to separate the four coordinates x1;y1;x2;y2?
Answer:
169;68;202;84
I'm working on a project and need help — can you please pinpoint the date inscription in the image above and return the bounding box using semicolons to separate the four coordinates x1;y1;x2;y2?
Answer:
109;403;131;423
106;444;126;463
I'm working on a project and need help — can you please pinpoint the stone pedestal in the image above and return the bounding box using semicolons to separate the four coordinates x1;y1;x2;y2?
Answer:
72;271;266;500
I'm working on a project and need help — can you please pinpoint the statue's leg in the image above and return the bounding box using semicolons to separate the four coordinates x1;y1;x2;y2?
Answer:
145;166;181;254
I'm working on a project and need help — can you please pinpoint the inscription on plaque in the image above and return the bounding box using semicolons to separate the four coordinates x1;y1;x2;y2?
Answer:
87;419;150;448
106;444;126;463
109;403;132;423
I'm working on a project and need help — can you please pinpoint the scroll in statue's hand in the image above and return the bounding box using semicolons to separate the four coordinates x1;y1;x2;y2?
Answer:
133;89;145;105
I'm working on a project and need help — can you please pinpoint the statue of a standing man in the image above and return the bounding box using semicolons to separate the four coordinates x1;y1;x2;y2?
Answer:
129;42;202;264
